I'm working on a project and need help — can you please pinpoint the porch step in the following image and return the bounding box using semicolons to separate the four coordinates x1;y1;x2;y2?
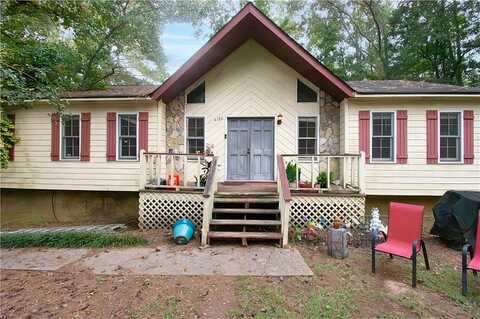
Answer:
213;197;279;204
207;231;282;240
214;192;278;198
212;208;279;214
210;219;281;226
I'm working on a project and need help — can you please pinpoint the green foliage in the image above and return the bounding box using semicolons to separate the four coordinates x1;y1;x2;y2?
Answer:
316;171;336;188
0;232;147;248
285;161;300;183
304;288;357;319
0;115;18;168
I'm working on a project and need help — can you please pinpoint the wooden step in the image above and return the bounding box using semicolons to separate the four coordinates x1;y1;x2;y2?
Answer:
214;192;278;198
210;219;281;226
212;208;280;214
214;197;279;203
207;231;282;240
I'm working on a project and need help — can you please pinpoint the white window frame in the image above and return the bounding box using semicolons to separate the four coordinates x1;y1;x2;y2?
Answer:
438;110;463;164
370;111;396;163
296;78;319;103
116;112;139;161
60;113;81;161
185;116;206;155
297;116;319;157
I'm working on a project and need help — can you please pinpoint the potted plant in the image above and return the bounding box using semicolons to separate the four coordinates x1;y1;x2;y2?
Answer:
285;161;301;188
316;171;336;188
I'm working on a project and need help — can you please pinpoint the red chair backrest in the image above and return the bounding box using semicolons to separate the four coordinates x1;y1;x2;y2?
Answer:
387;202;425;244
474;210;480;256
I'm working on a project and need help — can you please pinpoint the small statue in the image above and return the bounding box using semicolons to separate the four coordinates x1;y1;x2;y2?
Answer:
369;207;387;234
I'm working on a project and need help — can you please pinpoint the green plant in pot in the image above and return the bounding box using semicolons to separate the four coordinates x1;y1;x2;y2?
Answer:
285;161;301;183
316;171;335;188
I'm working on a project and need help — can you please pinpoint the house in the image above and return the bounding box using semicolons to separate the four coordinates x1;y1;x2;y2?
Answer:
1;3;479;245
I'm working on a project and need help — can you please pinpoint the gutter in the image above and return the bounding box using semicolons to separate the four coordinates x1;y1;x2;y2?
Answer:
352;93;480;99
28;97;153;102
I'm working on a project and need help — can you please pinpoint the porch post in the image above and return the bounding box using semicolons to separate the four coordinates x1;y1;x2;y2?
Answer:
359;151;366;194
139;149;146;190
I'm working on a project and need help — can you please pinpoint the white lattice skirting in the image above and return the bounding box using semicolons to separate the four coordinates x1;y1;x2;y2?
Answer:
289;195;365;229
139;191;205;230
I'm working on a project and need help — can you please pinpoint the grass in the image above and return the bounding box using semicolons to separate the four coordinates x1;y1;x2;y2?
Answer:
127;297;178;319
419;263;480;316
304;288;357;319
0;231;147;248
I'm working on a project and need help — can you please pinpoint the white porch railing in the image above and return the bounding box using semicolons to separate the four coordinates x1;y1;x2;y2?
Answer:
139;150;214;190
281;152;365;194
201;156;218;246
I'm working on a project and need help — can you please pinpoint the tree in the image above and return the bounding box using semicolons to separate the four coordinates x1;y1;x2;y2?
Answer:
390;0;480;86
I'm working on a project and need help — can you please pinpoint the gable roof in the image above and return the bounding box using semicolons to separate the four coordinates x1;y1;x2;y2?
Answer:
349;80;480;95
151;2;354;103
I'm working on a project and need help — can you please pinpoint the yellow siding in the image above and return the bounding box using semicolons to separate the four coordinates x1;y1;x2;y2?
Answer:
185;39;320;181
1;100;164;191
345;98;480;196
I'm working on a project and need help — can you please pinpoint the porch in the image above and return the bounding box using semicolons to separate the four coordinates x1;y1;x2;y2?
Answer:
138;151;366;246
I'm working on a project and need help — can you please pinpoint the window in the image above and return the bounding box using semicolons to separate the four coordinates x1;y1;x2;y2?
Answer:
186;82;205;104
439;112;461;162
298;117;317;155
371;112;394;161
186;117;205;154
118;114;137;160
297;79;318;103
61;114;80;159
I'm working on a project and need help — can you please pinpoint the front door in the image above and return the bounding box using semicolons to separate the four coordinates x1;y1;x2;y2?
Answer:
227;118;274;180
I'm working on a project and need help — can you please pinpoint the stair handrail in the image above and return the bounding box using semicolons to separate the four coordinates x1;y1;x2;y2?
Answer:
277;155;291;247
201;156;218;246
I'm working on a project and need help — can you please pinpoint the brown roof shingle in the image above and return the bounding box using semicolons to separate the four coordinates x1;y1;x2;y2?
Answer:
63;85;158;99
348;80;480;94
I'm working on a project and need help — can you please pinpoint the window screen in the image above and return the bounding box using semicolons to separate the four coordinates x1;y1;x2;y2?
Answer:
298;117;317;155
187;117;205;154
371;112;394;161
440;112;461;162
297;80;318;103
118;114;137;160
61;114;80;159
186;82;205;104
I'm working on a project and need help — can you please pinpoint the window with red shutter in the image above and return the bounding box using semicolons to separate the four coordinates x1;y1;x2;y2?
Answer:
426;110;438;164
106;112;117;161
80;113;91;161
358;111;370;163
463;110;474;164
139;112;149;153
51;113;60;161
396;110;408;164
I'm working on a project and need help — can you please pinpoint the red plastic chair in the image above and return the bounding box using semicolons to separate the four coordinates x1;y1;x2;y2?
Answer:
462;210;479;296
372;202;430;287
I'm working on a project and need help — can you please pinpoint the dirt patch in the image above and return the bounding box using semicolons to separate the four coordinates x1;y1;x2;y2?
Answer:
1;236;479;318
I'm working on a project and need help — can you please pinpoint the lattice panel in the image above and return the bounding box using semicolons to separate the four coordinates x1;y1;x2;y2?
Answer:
289;196;365;229
139;192;204;230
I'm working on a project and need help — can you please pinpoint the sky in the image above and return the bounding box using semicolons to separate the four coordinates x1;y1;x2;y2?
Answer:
161;23;211;74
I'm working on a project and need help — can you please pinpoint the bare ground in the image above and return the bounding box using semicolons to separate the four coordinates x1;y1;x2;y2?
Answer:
1;228;479;319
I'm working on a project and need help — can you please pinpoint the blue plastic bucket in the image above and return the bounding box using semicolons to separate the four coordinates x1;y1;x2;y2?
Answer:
173;219;196;244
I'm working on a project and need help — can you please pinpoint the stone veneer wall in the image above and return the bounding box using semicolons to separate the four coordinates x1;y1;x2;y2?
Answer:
166;93;185;153
318;90;340;155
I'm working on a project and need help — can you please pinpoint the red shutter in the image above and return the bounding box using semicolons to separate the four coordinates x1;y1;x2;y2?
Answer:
51;113;60;161
106;112;116;161
359;111;370;163
464;110;474;164
6;113;15;161
80;112;91;161
139;112;149;154
396;110;408;164
426;110;438;164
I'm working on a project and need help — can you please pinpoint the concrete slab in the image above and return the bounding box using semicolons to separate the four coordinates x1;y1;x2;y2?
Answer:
82;246;313;276
0;248;88;271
